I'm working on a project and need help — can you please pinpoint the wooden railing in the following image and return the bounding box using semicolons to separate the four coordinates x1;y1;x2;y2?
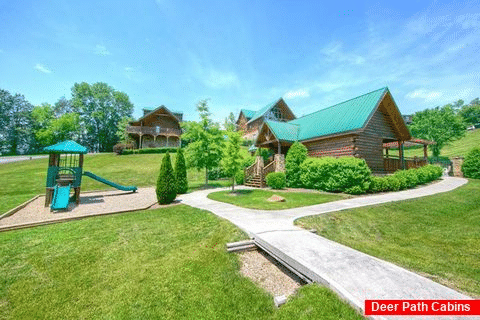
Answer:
384;156;428;172
263;160;276;177
244;162;256;182
126;126;181;136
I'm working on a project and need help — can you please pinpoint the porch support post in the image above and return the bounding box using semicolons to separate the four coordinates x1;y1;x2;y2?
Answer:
423;144;428;160
277;140;281;154
166;136;169;147
385;148;389;158
139;134;143;149
398;140;404;170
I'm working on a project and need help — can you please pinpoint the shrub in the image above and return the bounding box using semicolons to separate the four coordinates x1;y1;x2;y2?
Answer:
156;152;177;204
235;170;245;185
462;148;480;179
285;142;308;188
208;167;227;180
122;147;178;155
384;175;401;191
344;185;366;195
255;148;273;162
368;176;389;193
266;172;286;189
393;169;419;189
300;157;371;193
417;164;443;182
174;148;188;194
243;156;256;168
113;143;134;155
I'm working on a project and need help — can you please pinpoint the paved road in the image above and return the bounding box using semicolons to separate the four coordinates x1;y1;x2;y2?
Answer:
0;155;48;164
179;177;477;320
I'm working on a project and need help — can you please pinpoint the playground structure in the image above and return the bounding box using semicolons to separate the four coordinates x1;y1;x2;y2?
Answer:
44;140;137;211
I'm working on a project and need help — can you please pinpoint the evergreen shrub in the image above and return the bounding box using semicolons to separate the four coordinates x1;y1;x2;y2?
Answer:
285;142;308;188
175;148;188;194
156;152;177;204
461;148;480;179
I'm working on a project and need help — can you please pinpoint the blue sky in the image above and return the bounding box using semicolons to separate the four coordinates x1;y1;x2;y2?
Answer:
1;0;479;122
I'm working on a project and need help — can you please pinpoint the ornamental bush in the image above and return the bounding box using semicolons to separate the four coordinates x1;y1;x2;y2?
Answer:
174;148;188;194
122;147;178;155
462;148;480;179
266;172;286;189
156;152;177;204
285;142;308;188
235;170;245;185
393;169;419;189
300;156;371;193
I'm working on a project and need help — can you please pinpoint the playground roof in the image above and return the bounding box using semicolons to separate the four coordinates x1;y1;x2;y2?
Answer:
44;140;88;154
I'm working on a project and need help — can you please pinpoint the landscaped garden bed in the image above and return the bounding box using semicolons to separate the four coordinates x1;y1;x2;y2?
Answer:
295;179;480;298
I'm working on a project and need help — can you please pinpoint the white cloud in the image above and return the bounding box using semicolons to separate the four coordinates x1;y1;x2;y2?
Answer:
124;67;134;72
284;89;310;99
34;64;52;74
95;44;111;56
406;89;443;101
320;41;365;65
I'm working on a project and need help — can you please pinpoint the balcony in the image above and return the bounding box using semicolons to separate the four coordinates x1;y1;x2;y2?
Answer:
126;126;181;136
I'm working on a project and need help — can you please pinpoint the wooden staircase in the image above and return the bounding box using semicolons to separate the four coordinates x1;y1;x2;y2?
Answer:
244;174;265;188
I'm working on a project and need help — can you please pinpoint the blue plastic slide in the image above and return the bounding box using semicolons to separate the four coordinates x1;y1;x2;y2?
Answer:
51;185;72;210
83;171;137;192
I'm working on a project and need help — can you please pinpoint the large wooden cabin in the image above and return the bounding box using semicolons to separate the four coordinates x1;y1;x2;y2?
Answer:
127;105;182;149
251;87;431;174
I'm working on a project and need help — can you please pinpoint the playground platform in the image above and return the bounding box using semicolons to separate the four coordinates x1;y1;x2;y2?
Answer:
0;187;158;231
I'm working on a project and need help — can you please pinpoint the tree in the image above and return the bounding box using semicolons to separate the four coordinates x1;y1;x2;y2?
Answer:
175;148;188;194
0;89;34;154
221;131;243;192
53;96;73;117
224;112;236;132
462;148;480;179
116;116;134;144
71;82;134;152
410;105;466;157
183;100;224;186
459;101;480;126
285;142;308;188
156;152;177;204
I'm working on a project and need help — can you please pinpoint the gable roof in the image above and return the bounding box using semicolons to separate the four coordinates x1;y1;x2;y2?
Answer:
247;98;283;124
240;109;255;120
44;140;88;154
131;105;181;124
256;87;409;144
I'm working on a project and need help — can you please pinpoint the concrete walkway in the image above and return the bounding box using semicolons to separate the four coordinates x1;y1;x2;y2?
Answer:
179;177;477;320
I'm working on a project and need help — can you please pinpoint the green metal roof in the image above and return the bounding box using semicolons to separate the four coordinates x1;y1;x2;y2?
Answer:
248;145;258;152
43;140;88;154
290;87;388;141
247;98;282;124
240;109;255;119
260;87;388;143
265;120;300;142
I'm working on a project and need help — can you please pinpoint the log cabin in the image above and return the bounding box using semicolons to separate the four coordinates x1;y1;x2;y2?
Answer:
126;105;182;149
250;87;432;174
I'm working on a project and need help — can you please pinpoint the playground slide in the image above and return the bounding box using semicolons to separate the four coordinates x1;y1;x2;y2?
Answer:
51;185;72;210
83;171;137;192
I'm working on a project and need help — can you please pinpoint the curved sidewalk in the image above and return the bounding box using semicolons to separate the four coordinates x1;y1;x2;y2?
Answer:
179;177;476;320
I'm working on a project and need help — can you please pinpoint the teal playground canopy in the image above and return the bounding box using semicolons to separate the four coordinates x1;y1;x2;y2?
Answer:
44;140;88;154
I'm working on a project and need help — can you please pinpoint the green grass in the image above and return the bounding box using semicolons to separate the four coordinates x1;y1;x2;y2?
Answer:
0;205;362;319
0;153;230;215
394;129;480;158
208;189;348;210
296;179;480;297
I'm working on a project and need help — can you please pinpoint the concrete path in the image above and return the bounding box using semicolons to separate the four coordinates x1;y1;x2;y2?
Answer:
179;177;477;320
0;155;48;164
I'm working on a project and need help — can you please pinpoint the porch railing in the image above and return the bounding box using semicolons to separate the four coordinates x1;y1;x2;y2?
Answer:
263;160;276;177
126;126;181;136
384;156;428;172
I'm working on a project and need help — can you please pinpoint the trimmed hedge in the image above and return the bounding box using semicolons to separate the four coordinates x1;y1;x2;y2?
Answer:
462;148;480;179
266;172;286;189
300;157;371;194
156;152;177;204
123;147;179;155
285;142;308;188
368;164;443;193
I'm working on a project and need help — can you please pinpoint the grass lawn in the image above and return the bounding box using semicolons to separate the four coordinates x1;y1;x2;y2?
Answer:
0;205;362;319
296;179;480;297
208;189;348;210
0;153;230;215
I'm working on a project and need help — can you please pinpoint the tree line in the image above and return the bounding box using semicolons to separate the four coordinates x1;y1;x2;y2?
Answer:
0;82;134;155
409;98;480;157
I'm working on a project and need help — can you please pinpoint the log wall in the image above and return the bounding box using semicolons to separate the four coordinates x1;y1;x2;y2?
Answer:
304;135;356;158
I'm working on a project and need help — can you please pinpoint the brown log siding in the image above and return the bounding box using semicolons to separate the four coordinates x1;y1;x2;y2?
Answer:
304;135;356;158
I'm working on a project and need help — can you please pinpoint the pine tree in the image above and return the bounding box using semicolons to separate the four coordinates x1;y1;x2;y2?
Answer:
156;152;177;204
175;148;188;194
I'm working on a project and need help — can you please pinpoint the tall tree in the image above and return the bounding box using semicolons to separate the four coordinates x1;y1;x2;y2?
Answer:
0;89;34;154
183;100;224;185
224;112;236;132
222;131;243;192
71;82;134;152
53;96;73;117
116;116;134;144
410;105;466;157
459;99;480;126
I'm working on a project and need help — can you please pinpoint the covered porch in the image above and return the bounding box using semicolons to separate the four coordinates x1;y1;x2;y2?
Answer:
383;138;435;172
